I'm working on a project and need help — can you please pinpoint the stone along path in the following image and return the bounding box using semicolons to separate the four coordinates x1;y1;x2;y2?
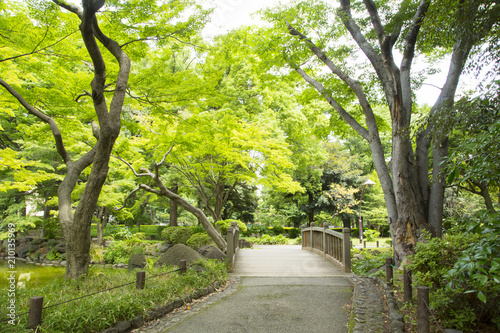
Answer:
136;245;354;333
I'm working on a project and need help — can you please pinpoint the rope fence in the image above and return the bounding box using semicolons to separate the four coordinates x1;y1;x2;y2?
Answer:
1;260;189;329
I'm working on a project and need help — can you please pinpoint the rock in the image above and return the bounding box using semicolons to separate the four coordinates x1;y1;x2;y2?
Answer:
114;320;131;333
154;244;203;268
54;241;66;253
444;330;463;333
17;245;31;258
31;238;44;246
159;242;172;253
183;294;192;304
173;298;184;308
128;253;147;271
153;305;166;317
101;328;118;333
198;246;226;260
165;302;174;314
130;316;144;328
239;239;253;248
104;240;113;247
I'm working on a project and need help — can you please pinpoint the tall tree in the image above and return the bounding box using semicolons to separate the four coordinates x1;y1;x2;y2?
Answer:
261;0;499;264
0;0;208;278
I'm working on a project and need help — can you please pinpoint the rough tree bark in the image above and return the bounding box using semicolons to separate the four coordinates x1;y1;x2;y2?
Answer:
1;0;131;279
284;0;488;265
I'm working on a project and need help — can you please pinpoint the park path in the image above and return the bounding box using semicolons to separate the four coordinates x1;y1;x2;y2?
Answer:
162;245;354;333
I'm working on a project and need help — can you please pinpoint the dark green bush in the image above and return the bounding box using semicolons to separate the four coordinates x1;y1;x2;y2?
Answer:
186;233;214;249
406;216;500;331
285;227;301;239
215;219;248;235
161;226;197;245
269;225;285;236
242;224;269;237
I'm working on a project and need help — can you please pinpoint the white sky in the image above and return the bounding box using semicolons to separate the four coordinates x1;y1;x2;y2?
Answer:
202;0;454;106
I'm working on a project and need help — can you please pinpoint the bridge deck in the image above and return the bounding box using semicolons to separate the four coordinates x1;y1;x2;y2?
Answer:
234;244;352;277
162;245;353;333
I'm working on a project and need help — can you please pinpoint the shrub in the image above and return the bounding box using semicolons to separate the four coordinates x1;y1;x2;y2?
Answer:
215;219;248;235
351;248;390;276
103;241;131;264
363;229;380;242
161;226;197;245
242;224;269;237
269;225;285;236
406;231;491;330
244;234;289;245
285;227;301;239
104;225;133;240
186;233;214;249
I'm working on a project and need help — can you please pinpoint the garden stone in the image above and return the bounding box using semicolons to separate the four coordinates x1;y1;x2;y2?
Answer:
173;298;184;308
128;253;147;271
183;294;192;304
17;245;31;258
444;330;463;333
165;302;174;313
32;238;43;246
114;320;131;333
104;240;113;247
159;242;172;253
54;241;66;253
153;244;203;267
198;245;226;260
130;316;144;328
101;328;118;333
154;305;166;317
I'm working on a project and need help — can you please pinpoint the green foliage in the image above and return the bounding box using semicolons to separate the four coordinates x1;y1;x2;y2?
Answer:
215;219;248;235
45;248;63;261
103;241;132;264
104;225;133;240
186;233;214;249
285;227;301;239
0;259;228;333
406;216;500;330
269;225;285;236
244;234;290;245
161;226;197;245
363;229;380;242
242;224;270;237
351;248;391;276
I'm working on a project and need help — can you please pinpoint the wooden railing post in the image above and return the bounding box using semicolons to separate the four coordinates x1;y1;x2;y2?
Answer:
342;228;351;273
310;222;315;249
323;223;329;256
227;226;235;270
27;296;43;330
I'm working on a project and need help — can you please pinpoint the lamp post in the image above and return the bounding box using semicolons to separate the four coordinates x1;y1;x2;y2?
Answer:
358;179;375;242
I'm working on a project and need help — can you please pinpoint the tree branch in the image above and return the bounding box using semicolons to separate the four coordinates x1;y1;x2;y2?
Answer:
0;78;71;165
293;67;370;140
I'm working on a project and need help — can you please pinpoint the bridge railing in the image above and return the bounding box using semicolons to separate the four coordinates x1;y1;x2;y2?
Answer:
301;222;351;273
226;222;240;271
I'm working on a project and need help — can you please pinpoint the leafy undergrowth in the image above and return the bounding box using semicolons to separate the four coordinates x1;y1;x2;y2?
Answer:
243;234;301;245
0;259;228;333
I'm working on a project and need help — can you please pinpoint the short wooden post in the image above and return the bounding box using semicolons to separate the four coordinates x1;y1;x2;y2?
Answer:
342;228;351;273
376;240;379;248
363;241;366;248
404;269;412;303
27;296;43;329
136;271;146;289
385;257;393;285
179;260;187;275
417;286;430;333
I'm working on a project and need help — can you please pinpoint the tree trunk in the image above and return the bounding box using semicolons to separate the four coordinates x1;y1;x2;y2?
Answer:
169;184;179;226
